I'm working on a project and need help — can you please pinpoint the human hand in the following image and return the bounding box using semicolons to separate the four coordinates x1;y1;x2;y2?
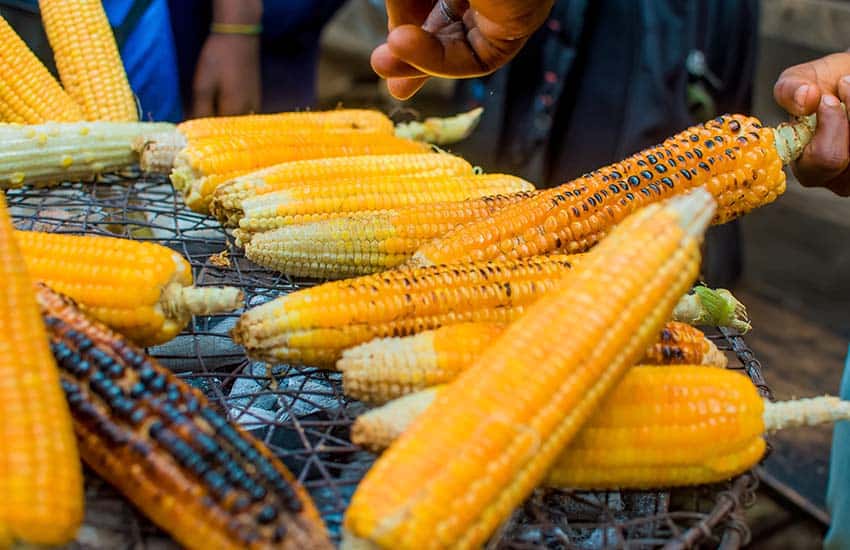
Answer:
774;52;850;196
191;33;261;117
372;0;554;100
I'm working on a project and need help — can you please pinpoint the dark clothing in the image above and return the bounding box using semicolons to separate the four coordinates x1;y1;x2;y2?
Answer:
167;0;345;114
453;0;760;187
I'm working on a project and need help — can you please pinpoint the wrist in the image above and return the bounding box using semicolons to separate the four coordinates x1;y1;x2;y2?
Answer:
210;22;263;36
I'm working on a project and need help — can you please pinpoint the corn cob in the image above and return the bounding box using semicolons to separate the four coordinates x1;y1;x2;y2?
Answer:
344;189;714;549
0;15;83;123
36;285;332;550
210;153;475;227
172;133;433;214
0;121;174;189
233;238;744;368
39;0;138;121
351;366;850;491
243;192;537;278
0;195;82;545
138;109;482;176
411;114;817;266
234;174;534;244
340;321;726;404
15;230;243;346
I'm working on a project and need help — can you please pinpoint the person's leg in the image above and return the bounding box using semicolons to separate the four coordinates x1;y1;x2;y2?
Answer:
825;345;850;549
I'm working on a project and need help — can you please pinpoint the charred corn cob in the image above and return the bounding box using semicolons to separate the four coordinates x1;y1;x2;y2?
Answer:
210;153;475;227
0;195;82;545
16;230;243;346
412;114;816;266
340;321;726;404
0;15;82;123
39;0;138;121
234;240;744;368
243;192;537;278
0;121;174;189
344;189;714;549
172;133;432;214
351;366;850;490
234;175;534;244
37;285;332;550
233;254;582;367
139;109;481;176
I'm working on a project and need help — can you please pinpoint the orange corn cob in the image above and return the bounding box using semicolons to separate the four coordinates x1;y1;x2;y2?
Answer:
39;0;138;121
232;254;581;367
344;189;715;549
0;195;82;545
339;321;727;404
0;15;82;123
172;133;432;213
411;114;814;266
351;366;848;491
242;192;537;278
15;231;243;346
210;153;475;227
234;175;534;244
37;285;332;550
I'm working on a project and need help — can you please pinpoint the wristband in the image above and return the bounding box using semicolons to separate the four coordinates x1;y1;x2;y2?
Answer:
210;22;263;36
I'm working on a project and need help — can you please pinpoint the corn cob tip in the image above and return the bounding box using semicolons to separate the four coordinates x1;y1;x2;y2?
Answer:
664;187;717;237
764;396;850;432
673;286;750;333
161;283;243;318
135;130;187;173
351;387;440;452
393;107;484;145
773;114;818;165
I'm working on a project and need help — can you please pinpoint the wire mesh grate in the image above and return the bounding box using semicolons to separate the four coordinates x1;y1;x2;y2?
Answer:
6;175;769;549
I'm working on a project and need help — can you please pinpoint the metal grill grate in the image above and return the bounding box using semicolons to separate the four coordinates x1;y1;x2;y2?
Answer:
6;175;770;549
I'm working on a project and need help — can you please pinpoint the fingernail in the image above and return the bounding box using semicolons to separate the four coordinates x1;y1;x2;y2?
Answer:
842;75;850;87
794;85;810;108
823;94;840;107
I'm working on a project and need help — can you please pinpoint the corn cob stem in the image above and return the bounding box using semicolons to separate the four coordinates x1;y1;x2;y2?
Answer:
160;283;244;318
344;190;715;549
763;396;850;431
671;285;750;333
37;285;332;549
773;114;818;164
394;108;484;145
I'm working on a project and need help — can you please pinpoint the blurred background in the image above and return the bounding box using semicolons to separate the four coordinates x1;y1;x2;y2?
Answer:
1;0;847;546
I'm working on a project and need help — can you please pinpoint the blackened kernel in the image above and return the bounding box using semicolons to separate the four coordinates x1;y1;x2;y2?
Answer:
667;159;676;167
637;159;647;167
89;370;106;384
593;192;603;202
640;170;653;180
714;135;724;143
619;182;629;192
685;151;694;160
699;162;710;171
694;149;703;159
249;484;267;501
677;155;685;162
725;148;736;159
647;154;657;164
107;363;124;378
129;382;146;398
661;177;674;188
119;348;144;366
640;188;650;196
690;134;699;142
257;505;278;524
586;196;596;207
129;408;147;425
704;140;714;149
709;157;716;165
272;526;287;543
649;183;661;194
184;396;200;414
655;164;667;173
148;420;164;437
609;184;620;194
138;364;156;383
203;471;230;498
609;170;622;179
232;495;251;513
627;176;640;187
680;169;692;180
147;374;167;393
625;192;635;200
736;136;748;144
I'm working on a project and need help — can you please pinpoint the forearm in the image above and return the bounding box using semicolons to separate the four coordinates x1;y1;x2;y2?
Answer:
212;0;263;25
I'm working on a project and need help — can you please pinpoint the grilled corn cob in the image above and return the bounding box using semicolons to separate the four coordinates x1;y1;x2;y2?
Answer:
411;114;816;266
234;241;744;368
340;321;726;404
210;153;475;227
344;189;714;549
242;192;537;277
0;15;83;123
40;0;138;121
172;133;432;214
351;366;850;491
234;175;534;244
16;231;243;346
0;195;82;546
0;121;174;189
37;285;332;550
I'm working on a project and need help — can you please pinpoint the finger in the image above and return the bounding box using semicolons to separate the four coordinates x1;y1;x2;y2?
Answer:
191;84;216;118
386;0;435;28
774;52;850;115
371;43;428;79
838;75;850;107
387;24;490;77
387;76;429;100
793;94;850;187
